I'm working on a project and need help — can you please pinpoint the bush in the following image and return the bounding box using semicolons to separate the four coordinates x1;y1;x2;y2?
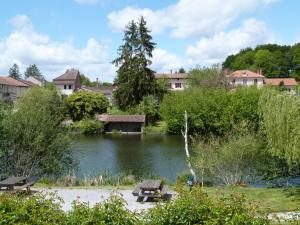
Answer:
194;134;266;186
0;188;269;225
65;91;109;121
0;193;66;225
137;95;160;125
143;187;269;225
72;118;104;134
160;87;262;136
67;195;138;225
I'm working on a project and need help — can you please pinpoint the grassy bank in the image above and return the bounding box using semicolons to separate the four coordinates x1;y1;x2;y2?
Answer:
202;187;300;213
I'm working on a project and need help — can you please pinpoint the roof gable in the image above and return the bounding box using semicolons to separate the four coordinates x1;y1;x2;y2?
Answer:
264;78;298;86
0;76;29;87
53;69;80;81
227;70;265;79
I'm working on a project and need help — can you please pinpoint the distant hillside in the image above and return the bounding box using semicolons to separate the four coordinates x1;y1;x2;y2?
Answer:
223;43;300;80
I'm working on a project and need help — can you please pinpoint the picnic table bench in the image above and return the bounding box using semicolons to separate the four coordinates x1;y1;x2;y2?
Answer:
0;176;35;192
132;179;169;201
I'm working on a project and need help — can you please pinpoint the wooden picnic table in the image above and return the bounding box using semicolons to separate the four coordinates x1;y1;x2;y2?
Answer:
0;176;34;192
132;179;169;201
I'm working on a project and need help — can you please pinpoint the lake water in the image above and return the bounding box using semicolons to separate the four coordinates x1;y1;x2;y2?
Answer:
71;134;188;182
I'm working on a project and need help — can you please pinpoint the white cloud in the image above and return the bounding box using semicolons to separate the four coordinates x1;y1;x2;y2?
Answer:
186;19;275;65
152;49;187;73
0;15;115;82
108;0;278;39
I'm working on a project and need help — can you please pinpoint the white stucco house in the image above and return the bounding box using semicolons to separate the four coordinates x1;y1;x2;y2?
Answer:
0;76;29;102
155;73;188;91
226;70;265;88
53;69;81;97
26;76;46;86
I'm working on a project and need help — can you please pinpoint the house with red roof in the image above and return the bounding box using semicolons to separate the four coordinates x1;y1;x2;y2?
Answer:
226;70;265;88
227;70;298;90
0;76;29;102
264;78;298;91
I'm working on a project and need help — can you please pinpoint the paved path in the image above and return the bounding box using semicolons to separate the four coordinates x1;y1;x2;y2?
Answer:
37;188;168;212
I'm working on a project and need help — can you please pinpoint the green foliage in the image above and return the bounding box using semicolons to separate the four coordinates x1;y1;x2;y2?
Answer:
112;17;163;110
259;89;300;166
0;188;269;225
160;87;262;136
0;87;73;178
0;193;66;225
8;63;21;80
144;187;269;225
188;65;226;88
24;64;43;80
137;95;160;124
223;43;300;79
178;68;186;73
72;118;104;134
194;134;266;186
65;91;109;121
67;195;138;225
79;73;98;87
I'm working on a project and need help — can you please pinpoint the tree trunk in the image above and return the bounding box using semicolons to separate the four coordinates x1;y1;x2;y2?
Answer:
182;111;197;184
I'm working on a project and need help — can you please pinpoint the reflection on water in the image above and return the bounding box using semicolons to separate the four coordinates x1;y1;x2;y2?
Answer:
71;134;188;182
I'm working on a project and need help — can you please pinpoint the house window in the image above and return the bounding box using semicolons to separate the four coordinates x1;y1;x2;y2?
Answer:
64;85;67;89
254;79;258;85
175;83;182;88
69;85;72;89
243;79;247;85
232;79;236;85
167;83;172;89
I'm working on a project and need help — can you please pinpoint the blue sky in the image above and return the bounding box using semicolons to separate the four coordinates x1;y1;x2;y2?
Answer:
0;0;299;82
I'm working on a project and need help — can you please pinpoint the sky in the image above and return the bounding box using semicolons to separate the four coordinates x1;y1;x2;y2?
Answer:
0;0;299;82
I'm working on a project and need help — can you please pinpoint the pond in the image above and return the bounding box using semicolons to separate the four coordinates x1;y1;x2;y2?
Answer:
71;134;188;182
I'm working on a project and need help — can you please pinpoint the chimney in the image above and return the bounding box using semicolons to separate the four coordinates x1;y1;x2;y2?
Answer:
170;70;173;74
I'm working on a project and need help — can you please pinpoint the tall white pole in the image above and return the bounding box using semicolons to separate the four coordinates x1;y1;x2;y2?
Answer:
183;110;197;183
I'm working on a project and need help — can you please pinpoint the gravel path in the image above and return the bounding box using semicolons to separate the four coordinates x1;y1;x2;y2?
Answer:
37;188;169;212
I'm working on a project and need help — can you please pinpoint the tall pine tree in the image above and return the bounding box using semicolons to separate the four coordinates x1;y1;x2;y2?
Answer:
24;64;43;79
113;17;158;110
9;64;21;80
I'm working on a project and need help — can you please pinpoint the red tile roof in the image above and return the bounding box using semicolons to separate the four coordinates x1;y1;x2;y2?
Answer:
155;73;188;79
227;70;265;78
264;78;298;86
98;114;145;123
0;77;29;87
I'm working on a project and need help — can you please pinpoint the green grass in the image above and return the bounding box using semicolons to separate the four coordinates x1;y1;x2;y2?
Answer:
142;121;167;134
202;187;300;213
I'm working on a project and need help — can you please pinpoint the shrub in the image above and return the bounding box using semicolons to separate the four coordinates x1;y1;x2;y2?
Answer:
65;91;109;121
137;95;160;125
0;193;66;225
72;118;104;134
67;194;138;225
160;87;262;136
143;187;269;225
194;134;266;186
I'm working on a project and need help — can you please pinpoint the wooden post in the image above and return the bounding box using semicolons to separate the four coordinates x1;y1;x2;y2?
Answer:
182;111;197;184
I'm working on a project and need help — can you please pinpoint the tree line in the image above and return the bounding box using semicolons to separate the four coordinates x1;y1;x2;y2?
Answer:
223;43;300;80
